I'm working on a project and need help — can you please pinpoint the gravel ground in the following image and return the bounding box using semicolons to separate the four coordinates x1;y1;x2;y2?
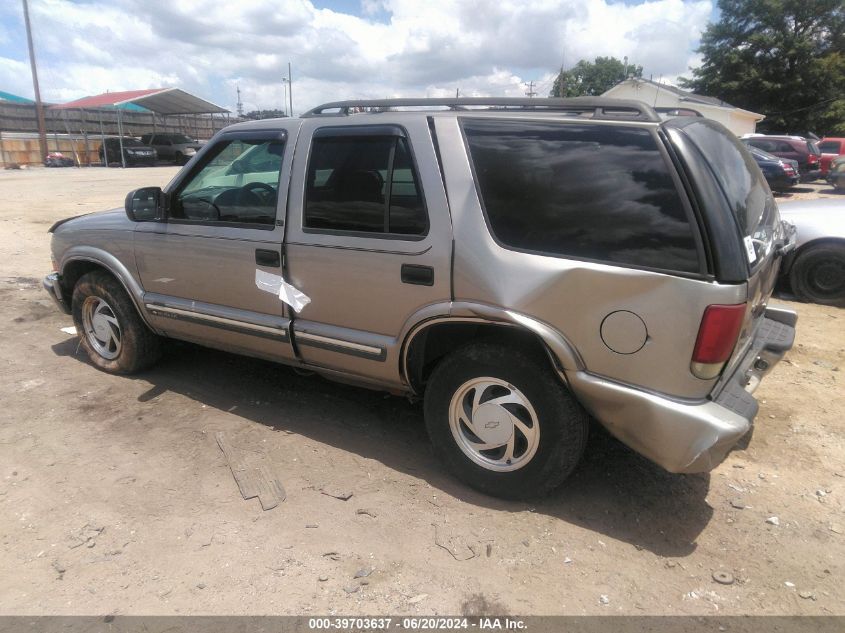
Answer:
0;167;842;616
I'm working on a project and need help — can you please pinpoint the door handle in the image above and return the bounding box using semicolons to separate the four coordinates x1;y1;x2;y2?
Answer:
401;264;434;286
255;249;281;267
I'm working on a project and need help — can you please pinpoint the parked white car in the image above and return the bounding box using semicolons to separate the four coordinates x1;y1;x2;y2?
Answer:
778;198;845;306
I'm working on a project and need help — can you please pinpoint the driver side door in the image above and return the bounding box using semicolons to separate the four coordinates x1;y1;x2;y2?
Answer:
133;128;298;363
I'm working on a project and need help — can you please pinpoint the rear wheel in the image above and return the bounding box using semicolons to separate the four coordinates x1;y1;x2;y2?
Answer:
424;342;589;499
72;271;161;373
789;243;845;306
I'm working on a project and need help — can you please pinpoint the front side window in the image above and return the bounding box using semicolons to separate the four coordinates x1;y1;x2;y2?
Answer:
170;138;284;226
462;119;700;273
304;132;427;236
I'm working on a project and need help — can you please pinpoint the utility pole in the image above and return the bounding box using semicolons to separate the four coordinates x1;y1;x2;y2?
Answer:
287;62;293;117
455;88;460;98
236;85;244;118
22;0;47;160
524;81;537;98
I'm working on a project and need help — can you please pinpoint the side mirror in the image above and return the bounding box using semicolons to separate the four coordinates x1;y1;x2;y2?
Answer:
125;186;165;222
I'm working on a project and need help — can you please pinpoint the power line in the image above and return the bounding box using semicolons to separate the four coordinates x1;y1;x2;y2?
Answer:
766;97;840;116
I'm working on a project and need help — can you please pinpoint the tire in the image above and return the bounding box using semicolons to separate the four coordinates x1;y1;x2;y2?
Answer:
789;243;845;306
71;270;161;373
424;342;589;500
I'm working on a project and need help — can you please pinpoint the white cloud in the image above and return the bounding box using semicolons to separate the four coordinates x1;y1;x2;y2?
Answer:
1;0;713;113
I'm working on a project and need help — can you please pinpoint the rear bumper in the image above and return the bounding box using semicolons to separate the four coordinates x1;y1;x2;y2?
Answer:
828;172;845;188
43;273;71;315
769;173;799;190
800;169;822;182
569;306;796;473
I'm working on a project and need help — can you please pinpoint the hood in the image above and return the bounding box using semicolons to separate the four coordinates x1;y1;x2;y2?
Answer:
49;208;131;233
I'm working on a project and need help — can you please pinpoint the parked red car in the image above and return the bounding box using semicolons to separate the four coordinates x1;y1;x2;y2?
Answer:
742;134;822;182
818;137;845;176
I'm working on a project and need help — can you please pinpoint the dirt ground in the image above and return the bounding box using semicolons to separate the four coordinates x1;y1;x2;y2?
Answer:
0;167;842;616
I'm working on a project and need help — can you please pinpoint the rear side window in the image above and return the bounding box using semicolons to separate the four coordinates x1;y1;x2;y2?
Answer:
747;139;775;153
462;119;700;273
818;141;839;153
681;119;777;267
304;133;427;236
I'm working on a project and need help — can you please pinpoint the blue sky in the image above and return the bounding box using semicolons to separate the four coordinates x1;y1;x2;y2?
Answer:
0;0;717;113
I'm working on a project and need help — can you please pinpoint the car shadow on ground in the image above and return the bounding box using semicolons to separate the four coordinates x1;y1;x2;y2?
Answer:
774;184;843;198
52;338;713;557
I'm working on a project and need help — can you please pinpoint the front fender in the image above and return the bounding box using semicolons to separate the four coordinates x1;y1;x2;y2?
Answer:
60;246;154;329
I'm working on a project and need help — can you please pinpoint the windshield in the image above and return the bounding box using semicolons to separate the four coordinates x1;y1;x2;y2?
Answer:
169;135;193;144
121;138;144;147
681;119;779;270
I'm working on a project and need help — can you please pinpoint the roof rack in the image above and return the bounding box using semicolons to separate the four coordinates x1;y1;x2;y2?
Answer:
301;97;661;122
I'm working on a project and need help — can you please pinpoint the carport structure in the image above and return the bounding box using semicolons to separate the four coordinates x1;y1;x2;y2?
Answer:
51;88;229;168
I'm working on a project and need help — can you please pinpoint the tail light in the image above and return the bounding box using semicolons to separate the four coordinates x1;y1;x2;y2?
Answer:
691;304;746;379
807;154;819;165
782;163;795;175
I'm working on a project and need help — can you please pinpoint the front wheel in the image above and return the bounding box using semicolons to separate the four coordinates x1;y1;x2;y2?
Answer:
789;243;845;306
71;271;161;373
424;342;589;499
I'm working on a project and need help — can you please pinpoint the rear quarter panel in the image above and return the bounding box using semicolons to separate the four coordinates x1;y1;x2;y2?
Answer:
433;115;746;400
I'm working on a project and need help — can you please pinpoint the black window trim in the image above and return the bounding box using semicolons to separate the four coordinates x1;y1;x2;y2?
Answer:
674;123;776;277
302;124;430;241
458;116;710;280
164;130;288;231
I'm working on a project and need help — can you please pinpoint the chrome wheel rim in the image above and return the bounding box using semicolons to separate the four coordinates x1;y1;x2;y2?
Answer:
448;377;540;472
81;296;122;360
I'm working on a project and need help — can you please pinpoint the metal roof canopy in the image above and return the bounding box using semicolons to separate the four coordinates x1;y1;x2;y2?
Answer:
51;87;228;115
49;88;227;169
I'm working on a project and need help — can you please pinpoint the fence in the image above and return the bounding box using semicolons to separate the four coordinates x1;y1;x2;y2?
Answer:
0;131;105;167
0;102;235;167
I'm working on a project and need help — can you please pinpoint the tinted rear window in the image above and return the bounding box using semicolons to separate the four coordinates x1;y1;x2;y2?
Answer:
681;120;777;266
807;141;821;155
462;119;700;273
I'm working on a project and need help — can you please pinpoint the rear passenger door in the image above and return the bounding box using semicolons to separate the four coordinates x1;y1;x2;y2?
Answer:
284;118;452;385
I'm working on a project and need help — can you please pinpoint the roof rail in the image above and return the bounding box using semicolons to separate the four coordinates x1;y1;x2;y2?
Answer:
301;97;661;122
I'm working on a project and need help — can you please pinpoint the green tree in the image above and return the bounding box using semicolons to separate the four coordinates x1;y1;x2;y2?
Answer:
550;57;642;98
245;109;288;120
680;0;845;135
